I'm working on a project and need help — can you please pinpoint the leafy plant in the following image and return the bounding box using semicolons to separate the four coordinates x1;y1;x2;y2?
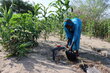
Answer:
50;0;70;40
40;4;54;41
0;5;41;58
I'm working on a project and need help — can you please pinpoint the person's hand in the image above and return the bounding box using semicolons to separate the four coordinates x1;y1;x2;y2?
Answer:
69;47;72;51
66;44;69;48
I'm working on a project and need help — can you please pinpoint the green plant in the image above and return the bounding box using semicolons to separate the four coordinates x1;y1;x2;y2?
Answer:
40;4;53;41
50;0;70;40
0;6;41;58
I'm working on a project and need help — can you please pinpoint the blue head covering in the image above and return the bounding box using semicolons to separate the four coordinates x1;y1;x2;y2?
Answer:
64;18;73;27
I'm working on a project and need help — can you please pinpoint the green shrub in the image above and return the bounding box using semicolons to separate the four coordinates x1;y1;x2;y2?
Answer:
0;12;41;58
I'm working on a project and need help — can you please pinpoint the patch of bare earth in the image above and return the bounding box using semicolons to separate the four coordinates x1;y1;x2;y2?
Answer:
0;35;110;73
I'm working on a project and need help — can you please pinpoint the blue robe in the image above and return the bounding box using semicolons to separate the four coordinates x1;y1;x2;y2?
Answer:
64;18;82;51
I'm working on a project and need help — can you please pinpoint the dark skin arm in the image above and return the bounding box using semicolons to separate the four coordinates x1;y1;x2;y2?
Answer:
69;42;74;51
66;38;70;48
66;38;74;51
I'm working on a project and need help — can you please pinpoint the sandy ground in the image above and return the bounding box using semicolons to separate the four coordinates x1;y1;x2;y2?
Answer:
0;35;110;73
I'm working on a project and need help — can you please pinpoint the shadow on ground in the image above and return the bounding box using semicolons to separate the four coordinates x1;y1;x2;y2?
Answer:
8;40;110;73
79;48;110;67
9;41;74;73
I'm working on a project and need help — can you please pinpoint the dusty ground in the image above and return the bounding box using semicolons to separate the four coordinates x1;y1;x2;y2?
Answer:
0;35;110;73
